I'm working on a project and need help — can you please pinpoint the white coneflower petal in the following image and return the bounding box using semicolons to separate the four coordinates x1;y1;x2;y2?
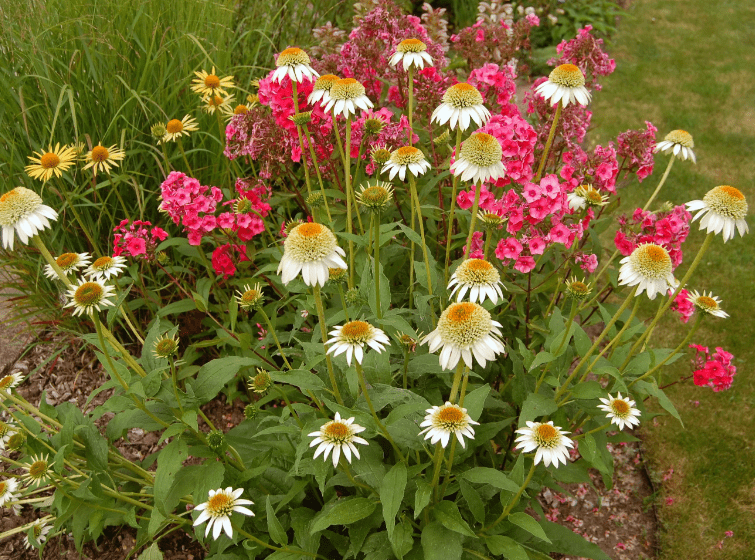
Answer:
326;320;390;366
160;115;199;144
43;252;91;281
618;243;677;300
277;222;347;287
309;412;369;467
686;289;729;318
450;132;505;184
0;187;58;250
381;146;431;182
23;520;52;550
0;372;23;393
193;487;254;540
514;421;574;468
431;83;491;131
308;74;340;106
421;302;506;371
0;477;19;508
389;38;433;71
323;78;373;118
273;48;319;84
685;185;748;243
654;130;696;163
535;64;591;107
64;278;116;317
84;255;127;281
567;184;609;212
597;393;641;431
419;402;479;448
448;259;505;305
22;454;51;488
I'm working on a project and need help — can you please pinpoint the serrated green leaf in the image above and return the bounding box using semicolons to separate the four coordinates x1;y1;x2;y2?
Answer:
138;543;164;560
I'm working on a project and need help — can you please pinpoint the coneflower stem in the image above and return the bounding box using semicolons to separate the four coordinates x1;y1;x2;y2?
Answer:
374;211;382;319
302;125;333;223
344;115;356;287
439;369;469;499
409;174;436;326
463;180;482;258
443;128;464;286
258;307;292;370
534;101;562;182
313;285;344;405
407;66;415;146
291;81;313;201
482;462;537;534
642;155;675;211
355;362;404;461
176;138;193;177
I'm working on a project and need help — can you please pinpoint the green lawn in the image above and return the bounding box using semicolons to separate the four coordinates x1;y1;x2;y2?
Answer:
590;1;755;558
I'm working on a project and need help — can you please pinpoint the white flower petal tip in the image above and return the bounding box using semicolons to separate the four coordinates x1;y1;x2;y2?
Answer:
514;421;573;468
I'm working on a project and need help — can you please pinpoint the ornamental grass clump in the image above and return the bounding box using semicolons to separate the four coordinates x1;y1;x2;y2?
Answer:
0;4;747;559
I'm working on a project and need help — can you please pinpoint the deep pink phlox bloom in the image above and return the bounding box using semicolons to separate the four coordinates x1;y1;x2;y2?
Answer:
540;174;561;199
217;212;235;229
689;343;709;354
574;252;598;274
212;244;237;277
713;347;734;366
522;182;542;203
151;227;168;241
670;288;695;324
464;231;484;258
528;235;546;255
496;237;523;260
126;237;146;256
547;222;572;246
188;231;203;246
528;198;551;222
514;255;536;273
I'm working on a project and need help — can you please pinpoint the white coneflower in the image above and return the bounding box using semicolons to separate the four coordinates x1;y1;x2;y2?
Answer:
307;74;340;106
535;63;591;107
277;222;347;287
23;520;52;550
567;184;609;211
309;412;368;467
236;283;264;311
597;393;641;431
64;278;116;316
431;83;491;131
0;421;17;449
323;78;374;119
685;185;748;242
0;187;58;250
0;372;23;392
618;243;677;300
381;146;431;181
686;289;729;318
84;255;127;281
326;320;390;366
82;144;126;176
193;487;254;540
654;130;696;163
43;252;91;281
422;302;506;371
160;116;199;144
22;454;51;488
450;132;505;184
419;402;479;449
273;47;319;84
448;259;505;304
25;143;77;183
191;67;235;98
0;478;19;508
514;421;574;468
389;38;433;70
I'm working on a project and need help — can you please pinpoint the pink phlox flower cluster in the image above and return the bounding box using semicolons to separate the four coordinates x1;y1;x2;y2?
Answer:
616;121;657;182
613;205;692;268
573;251;598;274
113;219;168;259
211;243;249;278
463;231;484;259
560;143;619;194
224;178;273;242
467;63;518;115
474;112;537;186
450;16;537;71
350;108;417;174
548;25;616;90
670;288;694;323
691;345;736;392
410;66;458;121
159;171;224;246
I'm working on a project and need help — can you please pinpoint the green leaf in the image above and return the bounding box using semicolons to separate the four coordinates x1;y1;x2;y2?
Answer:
462;385;490;421
272;369;326;392
572;324;592;357
310;498;376;534
433;500;476;537
485;535;529;560
191;357;259;403
75;424;108;473
578;433;608;473
421;521;462;560
458;479;485;524
518;393;558;426
154;437;188;515
540;520;611;559
635;380;683;425
138;543;164;560
380;462;407;539
571;381;604;400
266;496;288;546
414;480;432;519
390;519;414;560
508;512;551;543
462;467;520;492
529;351;556;372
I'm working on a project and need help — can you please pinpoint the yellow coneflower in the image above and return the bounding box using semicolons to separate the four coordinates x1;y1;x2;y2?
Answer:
191;67;235;98
83;144;126;176
160;115;199;144
202;93;234;115
25;143;77;182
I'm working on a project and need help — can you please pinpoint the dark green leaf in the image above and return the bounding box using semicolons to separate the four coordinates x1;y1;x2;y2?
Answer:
508;512;551;543
485;535;529;560
421;522;462;560
310;498;376;534
462;467;520;492
380;462;407;538
518;393;558;426
433;500;475;537
266;496;288;546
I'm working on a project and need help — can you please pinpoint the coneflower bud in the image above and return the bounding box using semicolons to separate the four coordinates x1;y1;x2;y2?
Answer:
289;112;312;127
306;192;324;208
207;430;226;452
244;404;259;420
250;368;273;394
